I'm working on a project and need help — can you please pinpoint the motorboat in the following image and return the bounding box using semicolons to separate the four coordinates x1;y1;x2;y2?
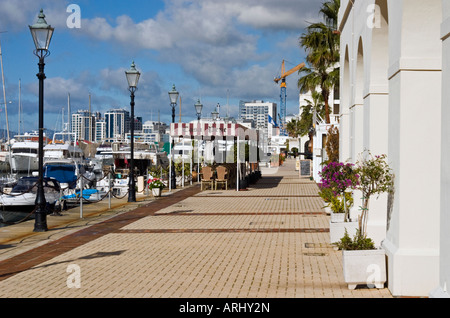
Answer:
43;159;96;190
94;144;114;166
9;132;41;174
43;142;85;165
0;176;61;213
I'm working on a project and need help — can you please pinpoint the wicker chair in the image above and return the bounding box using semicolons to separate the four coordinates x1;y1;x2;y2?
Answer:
215;166;228;190
201;166;214;190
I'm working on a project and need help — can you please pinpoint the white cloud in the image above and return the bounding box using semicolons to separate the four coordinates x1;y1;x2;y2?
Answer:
4;0;324;127
0;0;70;31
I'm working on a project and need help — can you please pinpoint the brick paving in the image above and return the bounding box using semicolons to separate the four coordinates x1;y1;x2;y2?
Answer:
0;158;393;299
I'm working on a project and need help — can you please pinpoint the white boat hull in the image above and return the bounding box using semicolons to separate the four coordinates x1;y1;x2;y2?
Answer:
0;192;59;213
10;154;39;173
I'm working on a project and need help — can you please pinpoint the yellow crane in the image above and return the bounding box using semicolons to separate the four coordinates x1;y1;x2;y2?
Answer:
274;60;305;135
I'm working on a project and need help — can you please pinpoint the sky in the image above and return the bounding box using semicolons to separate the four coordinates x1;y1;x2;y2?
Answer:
0;0;323;135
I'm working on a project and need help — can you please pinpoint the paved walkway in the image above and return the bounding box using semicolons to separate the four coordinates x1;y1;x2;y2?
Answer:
0;158;393;299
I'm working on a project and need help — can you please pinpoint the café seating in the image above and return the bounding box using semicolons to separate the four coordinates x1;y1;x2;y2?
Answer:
215;166;228;190
201;166;214;190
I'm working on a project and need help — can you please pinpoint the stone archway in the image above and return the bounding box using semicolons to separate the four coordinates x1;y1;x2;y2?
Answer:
339;46;351;162
350;37;364;163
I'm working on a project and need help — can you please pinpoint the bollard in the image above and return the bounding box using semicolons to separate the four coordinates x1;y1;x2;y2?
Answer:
108;171;111;209
80;176;83;219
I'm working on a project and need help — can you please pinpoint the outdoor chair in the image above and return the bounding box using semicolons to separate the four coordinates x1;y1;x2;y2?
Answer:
201;166;214;190
215;166;228;190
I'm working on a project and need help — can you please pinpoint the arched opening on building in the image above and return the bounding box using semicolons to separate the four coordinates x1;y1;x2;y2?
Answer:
340;45;351;162
371;0;389;86
350;37;364;162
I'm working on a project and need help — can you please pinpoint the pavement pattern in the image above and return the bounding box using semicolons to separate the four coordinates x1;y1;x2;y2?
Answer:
0;159;393;298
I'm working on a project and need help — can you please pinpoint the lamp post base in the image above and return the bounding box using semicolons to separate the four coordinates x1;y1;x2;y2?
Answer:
171;165;176;189
33;207;48;232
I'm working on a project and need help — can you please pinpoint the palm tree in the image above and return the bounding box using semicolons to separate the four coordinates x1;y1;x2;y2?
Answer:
298;0;340;124
286;118;302;138
297;91;325;137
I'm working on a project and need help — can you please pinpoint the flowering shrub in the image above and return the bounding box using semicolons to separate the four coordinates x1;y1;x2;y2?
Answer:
319;161;359;218
148;178;165;190
319;161;359;196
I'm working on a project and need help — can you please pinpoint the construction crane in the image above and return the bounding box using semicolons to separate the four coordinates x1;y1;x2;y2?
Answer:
274;60;305;136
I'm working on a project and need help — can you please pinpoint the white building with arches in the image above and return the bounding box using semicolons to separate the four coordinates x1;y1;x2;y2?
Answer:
338;0;449;297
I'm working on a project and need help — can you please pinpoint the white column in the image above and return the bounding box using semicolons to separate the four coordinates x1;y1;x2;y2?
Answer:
383;0;442;297
430;0;450;298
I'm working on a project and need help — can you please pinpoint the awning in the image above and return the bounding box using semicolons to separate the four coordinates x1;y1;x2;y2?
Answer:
170;122;258;141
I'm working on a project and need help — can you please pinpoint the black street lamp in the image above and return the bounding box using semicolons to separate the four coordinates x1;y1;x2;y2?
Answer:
125;61;140;202
29;9;54;232
168;85;179;190
211;107;219;121
195;99;203;120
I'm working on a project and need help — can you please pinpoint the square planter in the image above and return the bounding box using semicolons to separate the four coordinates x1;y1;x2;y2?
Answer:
342;248;387;290
330;211;346;223
151;187;162;197
330;221;358;244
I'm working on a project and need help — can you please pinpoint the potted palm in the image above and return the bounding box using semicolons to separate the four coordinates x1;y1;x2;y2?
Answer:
148;178;165;197
336;152;394;290
319;161;359;243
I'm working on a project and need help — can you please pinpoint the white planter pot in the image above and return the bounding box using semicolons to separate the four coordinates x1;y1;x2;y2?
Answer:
324;206;332;215
330;212;346;223
342;248;387;290
151;187;162;197
329;221;358;244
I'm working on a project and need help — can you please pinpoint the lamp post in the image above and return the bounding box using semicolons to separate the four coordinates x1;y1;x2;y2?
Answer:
195;99;203;120
125;61;140;202
29;9;54;232
168;85;179;189
211;107;219;121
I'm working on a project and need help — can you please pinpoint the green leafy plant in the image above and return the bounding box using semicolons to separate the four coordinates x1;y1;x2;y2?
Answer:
148;166;168;179
318;186;354;214
329;192;354;213
335;229;376;251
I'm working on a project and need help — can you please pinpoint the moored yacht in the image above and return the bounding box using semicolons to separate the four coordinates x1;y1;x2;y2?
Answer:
43;142;85;165
9;132;42;174
0;176;61;213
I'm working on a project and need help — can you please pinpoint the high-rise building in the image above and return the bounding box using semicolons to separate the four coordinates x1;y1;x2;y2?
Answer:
104;109;130;142
95;119;106;143
71;110;96;142
238;100;277;140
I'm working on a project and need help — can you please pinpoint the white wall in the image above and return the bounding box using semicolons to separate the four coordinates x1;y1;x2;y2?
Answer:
339;0;442;296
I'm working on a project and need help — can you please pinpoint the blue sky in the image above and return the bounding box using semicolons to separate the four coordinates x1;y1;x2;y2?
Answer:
0;0;322;135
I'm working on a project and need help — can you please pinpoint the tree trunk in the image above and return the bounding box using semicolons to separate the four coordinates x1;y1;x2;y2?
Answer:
322;90;331;124
359;198;370;237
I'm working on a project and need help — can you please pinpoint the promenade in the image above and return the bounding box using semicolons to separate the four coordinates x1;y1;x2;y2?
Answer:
0;158;393;299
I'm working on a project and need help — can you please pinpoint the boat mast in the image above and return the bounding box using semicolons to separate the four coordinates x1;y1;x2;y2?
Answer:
18;79;21;135
0;34;10;148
